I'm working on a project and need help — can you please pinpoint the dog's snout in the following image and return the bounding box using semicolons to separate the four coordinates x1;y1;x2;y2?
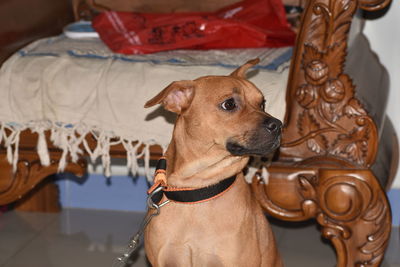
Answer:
263;117;282;133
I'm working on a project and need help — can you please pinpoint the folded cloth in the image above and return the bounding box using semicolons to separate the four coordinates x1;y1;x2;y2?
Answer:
0;41;289;179
63;21;99;39
19;35;292;72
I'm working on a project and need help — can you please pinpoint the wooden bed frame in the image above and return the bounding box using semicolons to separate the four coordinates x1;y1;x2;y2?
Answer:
0;0;398;266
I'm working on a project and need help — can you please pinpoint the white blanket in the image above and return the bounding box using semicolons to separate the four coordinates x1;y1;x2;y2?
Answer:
0;39;288;179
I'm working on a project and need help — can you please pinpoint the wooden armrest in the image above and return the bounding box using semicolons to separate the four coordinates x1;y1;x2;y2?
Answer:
252;161;392;266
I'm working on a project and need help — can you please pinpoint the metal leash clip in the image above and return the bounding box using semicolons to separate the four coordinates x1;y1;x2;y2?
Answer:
147;185;170;209
112;186;170;267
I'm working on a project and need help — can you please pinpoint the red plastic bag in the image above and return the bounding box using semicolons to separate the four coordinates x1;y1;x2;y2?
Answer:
92;0;295;54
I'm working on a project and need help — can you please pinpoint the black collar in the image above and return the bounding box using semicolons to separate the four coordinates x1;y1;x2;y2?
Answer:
149;175;237;204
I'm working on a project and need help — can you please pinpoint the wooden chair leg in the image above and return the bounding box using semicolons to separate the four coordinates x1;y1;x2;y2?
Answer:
14;176;61;213
313;169;391;267
252;167;392;267
0;153;86;209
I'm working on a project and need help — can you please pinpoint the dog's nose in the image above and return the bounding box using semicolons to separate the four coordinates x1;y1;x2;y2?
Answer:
263;117;282;133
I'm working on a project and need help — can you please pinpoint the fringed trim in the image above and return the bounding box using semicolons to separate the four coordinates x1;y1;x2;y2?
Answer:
1;121;269;183
0;121;167;181
1;123;21;172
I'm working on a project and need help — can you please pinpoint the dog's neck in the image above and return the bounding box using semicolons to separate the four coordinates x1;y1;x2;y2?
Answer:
165;120;249;188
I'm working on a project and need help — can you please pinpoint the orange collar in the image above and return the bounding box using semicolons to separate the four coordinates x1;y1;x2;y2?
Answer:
148;175;237;205
147;157;236;204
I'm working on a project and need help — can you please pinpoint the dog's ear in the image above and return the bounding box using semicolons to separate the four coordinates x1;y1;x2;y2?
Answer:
144;80;194;114
230;58;260;78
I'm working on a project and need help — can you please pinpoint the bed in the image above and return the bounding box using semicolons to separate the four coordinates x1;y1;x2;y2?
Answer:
0;0;397;266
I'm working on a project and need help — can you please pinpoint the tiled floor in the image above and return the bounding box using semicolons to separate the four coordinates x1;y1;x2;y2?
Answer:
0;208;399;267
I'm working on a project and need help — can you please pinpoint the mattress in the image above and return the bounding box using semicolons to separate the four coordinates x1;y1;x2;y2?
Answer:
0;35;290;178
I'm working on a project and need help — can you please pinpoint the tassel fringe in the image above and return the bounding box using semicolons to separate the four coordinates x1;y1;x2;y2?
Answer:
0;121;164;181
0;121;268;182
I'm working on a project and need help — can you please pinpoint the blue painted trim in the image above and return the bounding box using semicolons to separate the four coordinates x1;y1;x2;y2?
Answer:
57;173;399;226
56;173;149;212
388;189;400;226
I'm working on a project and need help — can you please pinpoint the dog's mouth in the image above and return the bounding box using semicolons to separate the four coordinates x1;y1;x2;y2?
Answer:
225;115;282;157
226;136;281;156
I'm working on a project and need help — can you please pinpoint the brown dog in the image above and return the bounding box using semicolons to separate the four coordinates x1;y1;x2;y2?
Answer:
144;59;283;267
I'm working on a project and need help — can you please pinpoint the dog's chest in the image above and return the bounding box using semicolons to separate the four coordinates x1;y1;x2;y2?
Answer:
146;193;255;239
145;202;261;265
144;180;275;266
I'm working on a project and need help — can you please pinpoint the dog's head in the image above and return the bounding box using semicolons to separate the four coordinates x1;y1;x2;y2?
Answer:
145;58;282;157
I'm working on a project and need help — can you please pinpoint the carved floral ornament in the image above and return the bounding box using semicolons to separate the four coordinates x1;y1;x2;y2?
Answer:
282;0;381;167
252;168;391;266
298;172;391;266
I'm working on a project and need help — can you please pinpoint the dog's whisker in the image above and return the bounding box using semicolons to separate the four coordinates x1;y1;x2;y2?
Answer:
205;141;218;153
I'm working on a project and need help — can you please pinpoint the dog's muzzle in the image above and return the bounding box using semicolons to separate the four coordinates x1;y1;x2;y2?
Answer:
226;116;282;156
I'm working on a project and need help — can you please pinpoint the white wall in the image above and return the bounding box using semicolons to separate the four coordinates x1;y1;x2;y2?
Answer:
364;3;400;188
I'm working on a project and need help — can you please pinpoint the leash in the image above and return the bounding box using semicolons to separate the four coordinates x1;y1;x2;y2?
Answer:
112;157;237;266
112;158;169;267
112;185;169;267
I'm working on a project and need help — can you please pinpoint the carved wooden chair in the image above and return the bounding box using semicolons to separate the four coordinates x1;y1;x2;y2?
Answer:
0;0;397;266
251;1;399;266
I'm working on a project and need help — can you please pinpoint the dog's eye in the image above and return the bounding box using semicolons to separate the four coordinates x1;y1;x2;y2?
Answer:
221;98;237;111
